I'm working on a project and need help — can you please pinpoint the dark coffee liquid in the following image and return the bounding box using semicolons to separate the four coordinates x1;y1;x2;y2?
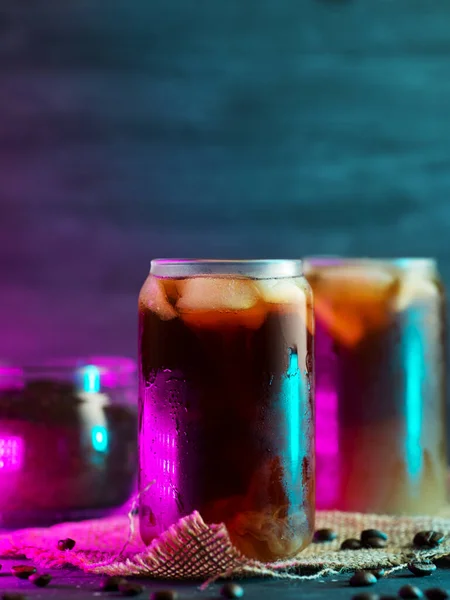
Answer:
138;285;314;561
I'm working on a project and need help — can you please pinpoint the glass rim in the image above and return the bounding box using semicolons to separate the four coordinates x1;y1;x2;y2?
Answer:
20;356;136;373
304;256;437;272
0;356;136;391
150;259;303;279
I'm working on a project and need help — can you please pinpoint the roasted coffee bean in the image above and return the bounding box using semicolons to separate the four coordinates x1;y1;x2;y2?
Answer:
371;568;386;579
380;596;399;600
361;529;388;544
11;565;37;579
100;576;127;591
2;594;27;600
220;583;245;599
349;571;378;587
414;531;445;549
118;581;144;597
313;528;338;543
430;532;445;546
57;538;76;551
150;591;178;600
352;594;380;600
29;573;52;587
399;584;424;599
434;556;450;568
364;537;387;549
408;561;437;577
341;538;362;550
425;589;449;600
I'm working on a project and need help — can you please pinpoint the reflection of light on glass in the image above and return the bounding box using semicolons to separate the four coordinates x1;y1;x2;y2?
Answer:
91;426;109;452
280;349;306;506
285;350;300;475
316;388;339;455
80;365;101;393
315;320;340;509
154;431;177;499
0;437;24;471
85;356;136;389
404;318;424;482
315;386;340;509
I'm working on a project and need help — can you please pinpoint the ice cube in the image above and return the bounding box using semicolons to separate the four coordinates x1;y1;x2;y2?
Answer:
257;279;305;304
317;264;396;290
309;264;397;347
176;277;260;312
394;274;439;312
139;276;178;321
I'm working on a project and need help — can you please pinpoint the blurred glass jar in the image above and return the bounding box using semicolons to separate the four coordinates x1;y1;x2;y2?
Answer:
0;356;137;528
305;258;447;515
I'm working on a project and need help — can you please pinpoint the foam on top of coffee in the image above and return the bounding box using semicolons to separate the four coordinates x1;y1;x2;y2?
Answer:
394;273;440;312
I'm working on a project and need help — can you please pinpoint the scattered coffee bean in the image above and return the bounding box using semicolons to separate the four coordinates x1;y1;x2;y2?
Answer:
352;594;380;600
57;538;76;551
11;565;37;579
361;530;388;544
118;581;144;597
150;591;178;600
434;556;450;568
29;573;52;587
364;537;387;549
100;576;127;591
371;568;386;579
399;584;424;599
408;561;437;577
425;589;449;600
313;528;338;543
414;531;445;549
220;583;245;599
2;594;27;600
380;596;400;600
349;571;378;587
341;538;362;550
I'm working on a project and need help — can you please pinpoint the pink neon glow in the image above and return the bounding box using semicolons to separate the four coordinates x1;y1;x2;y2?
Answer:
0;436;24;471
82;356;136;390
316;387;339;455
155;431;177;499
315;386;340;509
0;366;24;391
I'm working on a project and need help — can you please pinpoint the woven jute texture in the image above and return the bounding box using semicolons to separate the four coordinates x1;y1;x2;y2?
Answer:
2;509;450;582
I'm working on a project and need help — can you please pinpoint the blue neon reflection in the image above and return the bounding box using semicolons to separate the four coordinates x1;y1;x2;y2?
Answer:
280;348;305;504
91;426;109;452
81;365;101;393
286;350;301;475
404;317;424;482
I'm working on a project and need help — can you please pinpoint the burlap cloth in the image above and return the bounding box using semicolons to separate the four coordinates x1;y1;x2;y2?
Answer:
2;507;450;583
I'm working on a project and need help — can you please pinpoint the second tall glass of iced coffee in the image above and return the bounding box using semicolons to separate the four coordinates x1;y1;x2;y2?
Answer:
305;258;447;516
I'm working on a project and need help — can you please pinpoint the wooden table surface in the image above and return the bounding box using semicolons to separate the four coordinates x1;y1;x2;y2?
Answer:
0;556;449;600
